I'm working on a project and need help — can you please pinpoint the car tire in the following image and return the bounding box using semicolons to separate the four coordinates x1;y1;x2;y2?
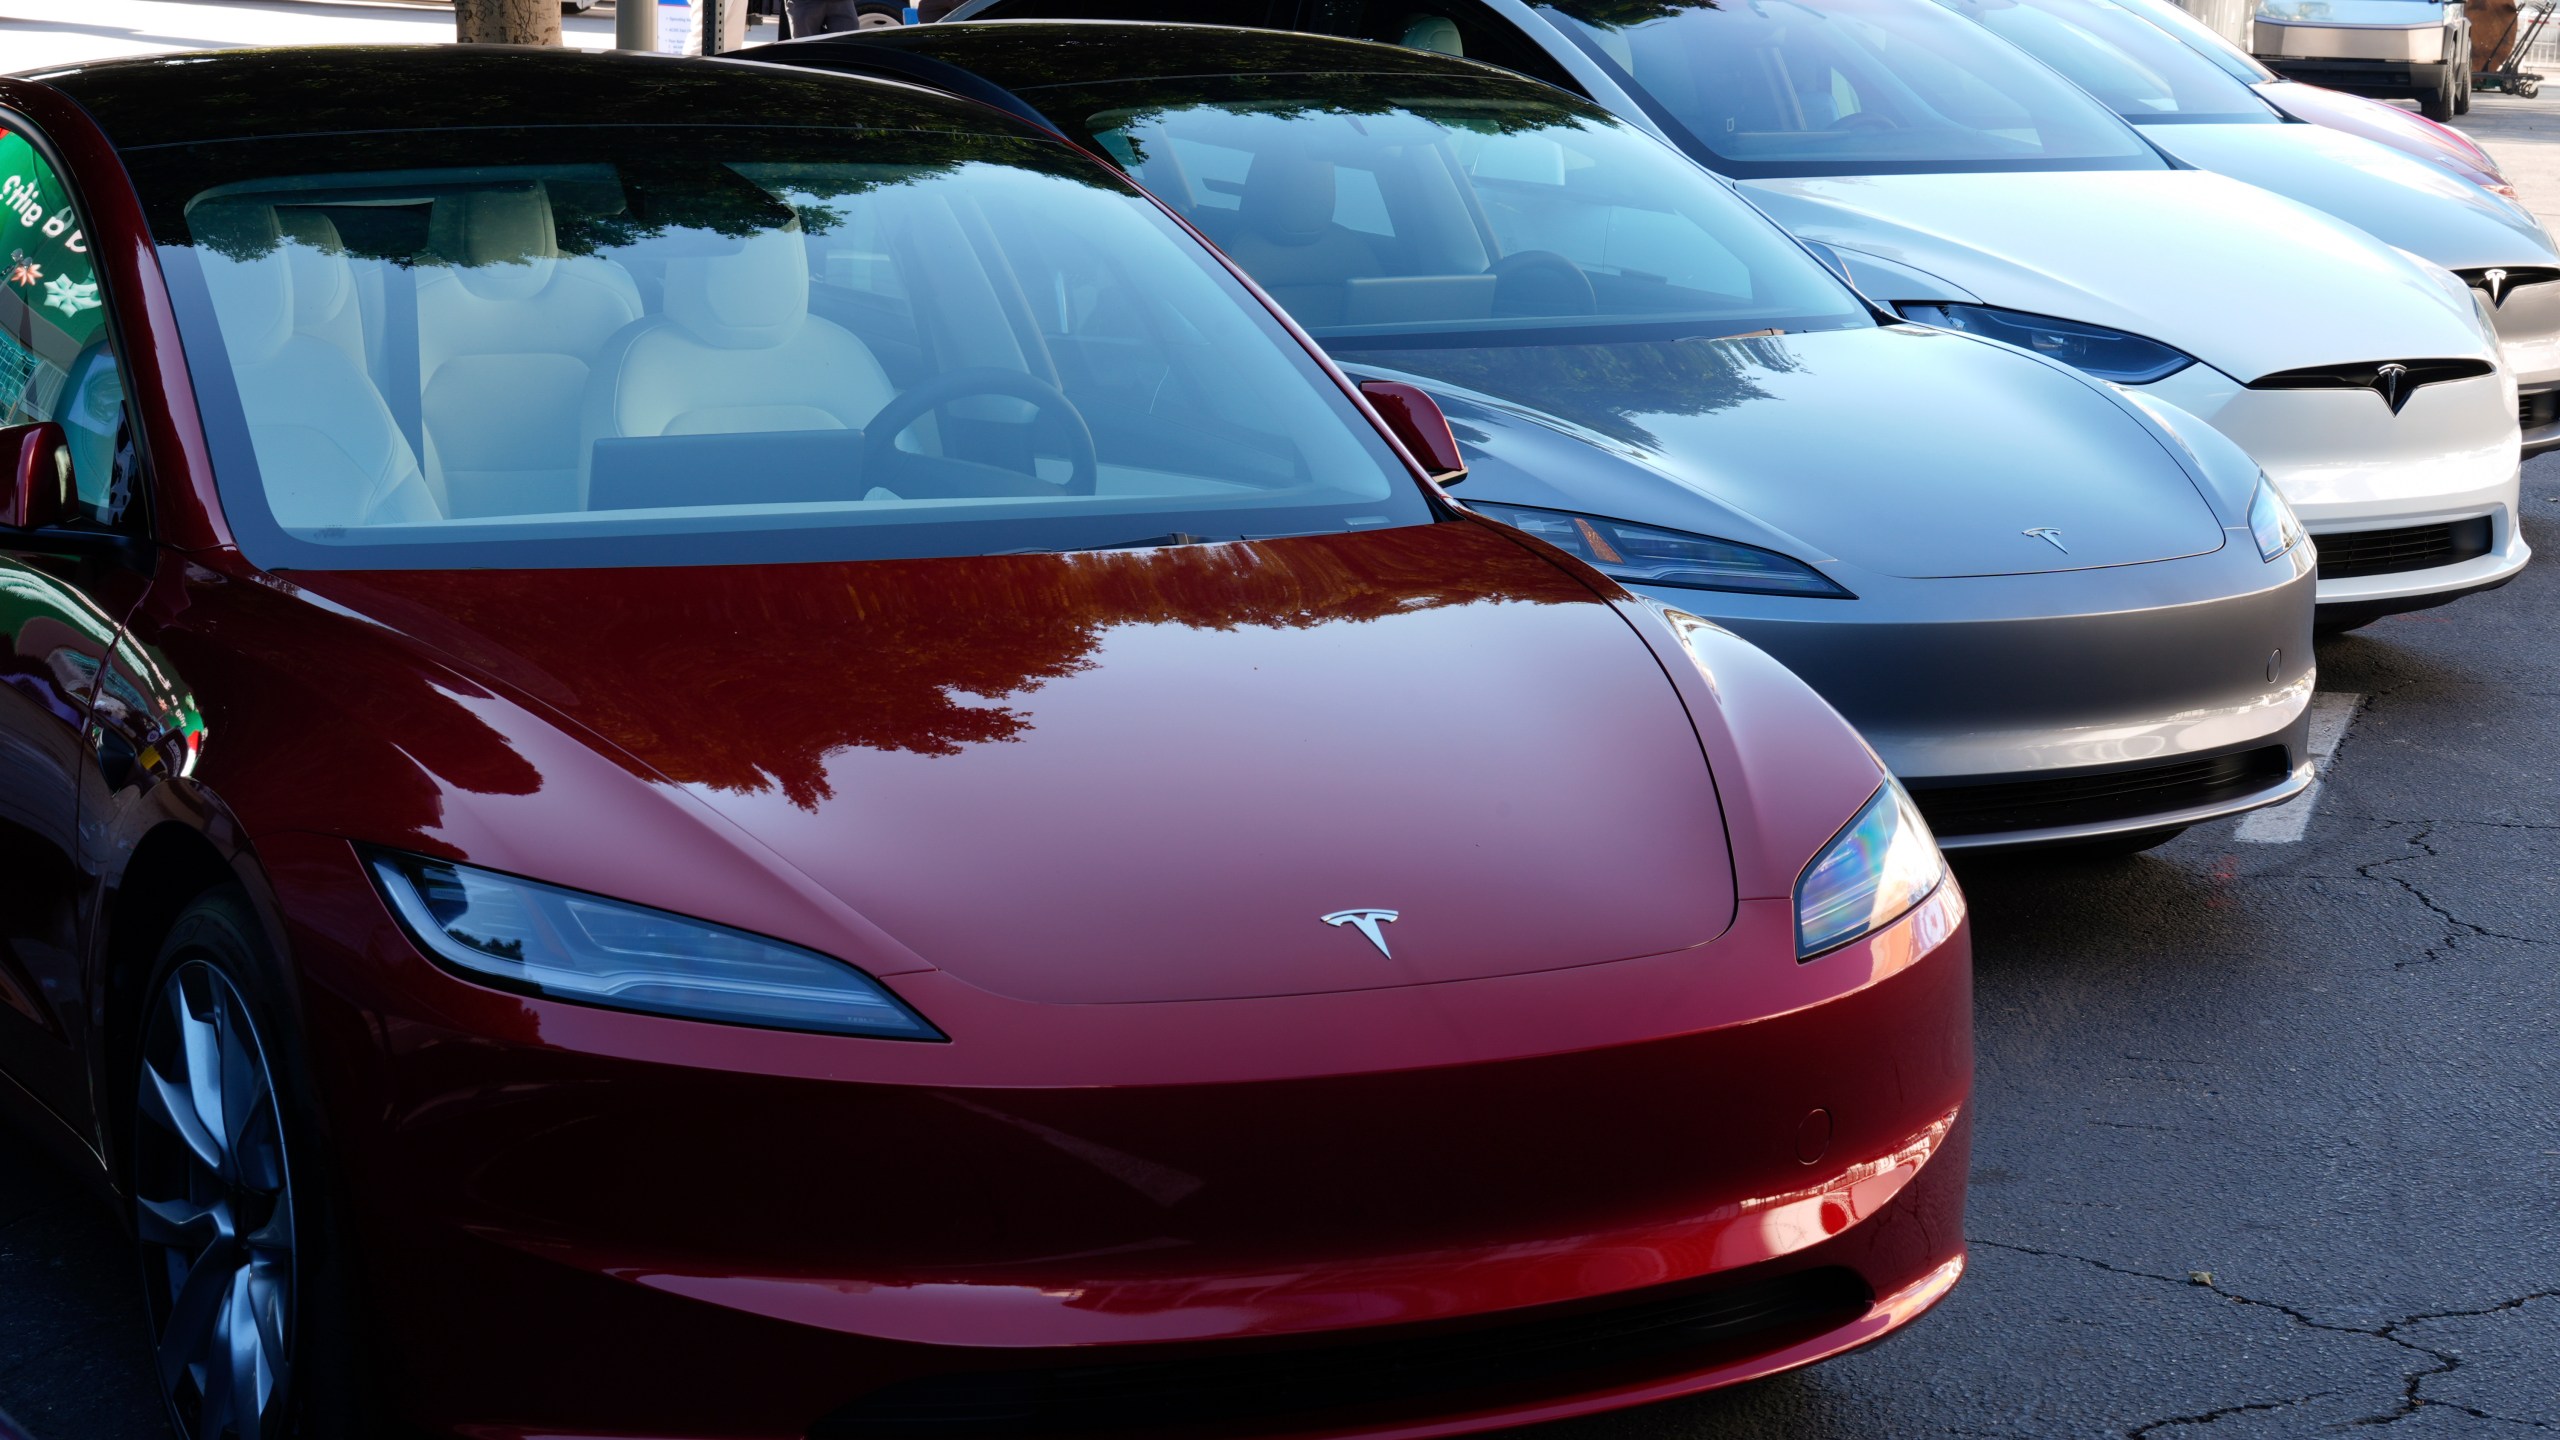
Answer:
129;887;370;1440
2456;35;2473;114
2420;60;2458;120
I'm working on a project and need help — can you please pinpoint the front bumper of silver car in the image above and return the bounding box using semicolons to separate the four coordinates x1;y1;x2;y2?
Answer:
1903;747;2314;852
1633;538;2319;849
2132;365;2528;614
2255;17;2447;64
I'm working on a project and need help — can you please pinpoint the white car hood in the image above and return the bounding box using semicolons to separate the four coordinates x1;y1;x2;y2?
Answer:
1740;169;2497;383
2143;122;2556;271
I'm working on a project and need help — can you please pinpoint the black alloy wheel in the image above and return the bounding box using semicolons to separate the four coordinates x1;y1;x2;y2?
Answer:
133;956;296;1440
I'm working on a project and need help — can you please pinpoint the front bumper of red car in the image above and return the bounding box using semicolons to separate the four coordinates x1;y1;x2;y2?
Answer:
257;834;1973;1440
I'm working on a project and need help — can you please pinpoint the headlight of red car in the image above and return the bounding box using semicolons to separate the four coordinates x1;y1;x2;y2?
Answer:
1793;783;1947;960
367;850;944;1040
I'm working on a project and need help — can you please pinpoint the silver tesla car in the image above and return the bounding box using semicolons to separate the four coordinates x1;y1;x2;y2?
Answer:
754;25;2317;853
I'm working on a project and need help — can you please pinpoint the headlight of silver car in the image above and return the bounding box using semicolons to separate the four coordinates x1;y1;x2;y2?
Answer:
1899;303;2194;384
1468;501;1851;597
368;851;943;1039
2248;477;2304;562
1795;782;1948;959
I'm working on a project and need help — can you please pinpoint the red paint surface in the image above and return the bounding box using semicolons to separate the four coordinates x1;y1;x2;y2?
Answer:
2267;80;2510;191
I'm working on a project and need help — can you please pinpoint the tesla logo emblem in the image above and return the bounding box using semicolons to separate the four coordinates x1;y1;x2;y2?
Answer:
2023;527;2068;553
1321;908;1401;957
2482;268;2512;306
2375;363;2415;414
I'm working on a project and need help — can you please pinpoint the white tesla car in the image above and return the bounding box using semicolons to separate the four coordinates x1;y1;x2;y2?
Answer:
947;0;2532;629
1939;0;2560;460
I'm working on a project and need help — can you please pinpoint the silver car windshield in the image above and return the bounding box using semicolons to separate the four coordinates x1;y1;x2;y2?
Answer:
2111;0;2283;83
1939;0;2281;122
1539;0;2167;176
1086;96;1871;344
142;127;1424;571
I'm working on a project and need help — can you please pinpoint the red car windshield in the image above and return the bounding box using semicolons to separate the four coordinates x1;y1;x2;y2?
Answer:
138;127;1425;570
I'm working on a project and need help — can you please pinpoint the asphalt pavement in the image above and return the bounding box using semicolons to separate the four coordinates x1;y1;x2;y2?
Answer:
3;19;2558;1440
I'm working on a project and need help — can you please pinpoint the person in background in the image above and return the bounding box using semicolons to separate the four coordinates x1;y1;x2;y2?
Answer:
784;0;898;34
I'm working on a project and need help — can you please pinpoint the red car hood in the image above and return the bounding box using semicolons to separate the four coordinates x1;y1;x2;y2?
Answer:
297;523;1736;1005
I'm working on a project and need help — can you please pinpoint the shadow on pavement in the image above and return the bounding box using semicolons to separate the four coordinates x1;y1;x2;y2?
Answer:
0;1125;159;1440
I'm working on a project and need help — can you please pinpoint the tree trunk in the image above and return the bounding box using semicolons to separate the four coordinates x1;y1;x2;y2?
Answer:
454;0;563;45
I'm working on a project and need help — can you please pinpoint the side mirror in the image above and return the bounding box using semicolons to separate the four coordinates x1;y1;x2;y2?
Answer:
0;422;72;531
1358;380;1468;487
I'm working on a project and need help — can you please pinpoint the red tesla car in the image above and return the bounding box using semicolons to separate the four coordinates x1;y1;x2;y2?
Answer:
0;47;1970;1439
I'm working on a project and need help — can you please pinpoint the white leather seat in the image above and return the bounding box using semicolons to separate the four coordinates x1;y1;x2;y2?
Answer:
581;225;895;497
195;205;440;530
1402;15;1464;55
420;188;642;517
276;210;370;375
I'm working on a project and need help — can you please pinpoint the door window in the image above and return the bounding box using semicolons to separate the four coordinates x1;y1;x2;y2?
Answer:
1;125;140;528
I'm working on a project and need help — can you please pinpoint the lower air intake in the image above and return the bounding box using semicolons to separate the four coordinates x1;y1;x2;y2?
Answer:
809;1267;1872;1437
2314;518;2494;581
2521;386;2560;434
1908;747;2293;838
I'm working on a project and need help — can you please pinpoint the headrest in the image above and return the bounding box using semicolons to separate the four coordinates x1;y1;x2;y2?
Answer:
1238;155;1338;248
1402;15;1464;55
663;227;810;350
430;187;561;302
276;210;357;334
194;203;295;366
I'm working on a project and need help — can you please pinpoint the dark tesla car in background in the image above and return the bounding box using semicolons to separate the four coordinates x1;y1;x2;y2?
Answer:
0;47;1969;1440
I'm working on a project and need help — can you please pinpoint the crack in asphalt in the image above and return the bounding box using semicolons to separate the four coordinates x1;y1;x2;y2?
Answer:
2125;1392;2333;1436
1973;1240;2560;1435
2346;823;2541;967
2330;813;2560;833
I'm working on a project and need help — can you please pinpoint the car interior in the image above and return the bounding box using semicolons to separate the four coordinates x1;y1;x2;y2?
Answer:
176;148;1409;550
953;0;1585;88
1081;98;1858;339
1536;0;2160;170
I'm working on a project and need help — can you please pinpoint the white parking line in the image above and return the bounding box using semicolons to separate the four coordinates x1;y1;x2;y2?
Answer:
2234;692;2364;844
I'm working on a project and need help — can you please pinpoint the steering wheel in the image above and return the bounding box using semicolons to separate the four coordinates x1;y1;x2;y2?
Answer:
860;367;1100;499
1827;110;1902;131
1487;249;1597;318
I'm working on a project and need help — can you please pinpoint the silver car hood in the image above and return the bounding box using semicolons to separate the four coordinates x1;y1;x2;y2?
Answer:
1738;169;2498;383
2142;122;2556;271
1332;324;2230;579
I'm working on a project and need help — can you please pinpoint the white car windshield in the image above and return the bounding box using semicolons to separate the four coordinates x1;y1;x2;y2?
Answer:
1075;88;1870;343
1539;0;2167;176
1938;0;2281;122
140;127;1425;571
